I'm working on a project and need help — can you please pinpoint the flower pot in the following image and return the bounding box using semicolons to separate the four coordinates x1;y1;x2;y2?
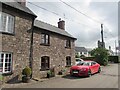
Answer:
47;73;50;78
22;76;31;83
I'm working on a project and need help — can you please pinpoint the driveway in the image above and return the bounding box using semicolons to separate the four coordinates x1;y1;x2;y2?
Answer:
2;63;119;88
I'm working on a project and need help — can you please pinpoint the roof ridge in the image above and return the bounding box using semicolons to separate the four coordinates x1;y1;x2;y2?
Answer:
35;19;63;31
34;20;77;40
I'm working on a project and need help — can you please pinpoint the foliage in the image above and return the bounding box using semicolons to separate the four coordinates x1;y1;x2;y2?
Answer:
22;66;32;77
90;48;109;66
80;55;85;58
47;68;55;78
75;53;80;58
82;56;95;61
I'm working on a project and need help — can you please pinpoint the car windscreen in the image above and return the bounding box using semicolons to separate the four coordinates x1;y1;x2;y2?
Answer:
77;62;90;66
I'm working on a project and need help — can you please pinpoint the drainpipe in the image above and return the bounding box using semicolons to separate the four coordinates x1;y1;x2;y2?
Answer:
29;17;35;79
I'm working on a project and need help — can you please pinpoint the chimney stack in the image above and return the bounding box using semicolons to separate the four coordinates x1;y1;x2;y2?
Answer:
17;0;26;7
58;18;65;30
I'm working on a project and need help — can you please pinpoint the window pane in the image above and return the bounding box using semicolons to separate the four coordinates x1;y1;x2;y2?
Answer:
0;63;3;67
41;34;45;43
66;40;71;48
0;53;12;73
41;34;49;44
66;56;71;66
0;12;14;33
0;54;4;62
1;14;7;31
0;12;1;31
41;56;49;70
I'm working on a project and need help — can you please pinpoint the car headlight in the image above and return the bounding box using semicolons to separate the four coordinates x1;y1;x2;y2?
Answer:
81;68;87;71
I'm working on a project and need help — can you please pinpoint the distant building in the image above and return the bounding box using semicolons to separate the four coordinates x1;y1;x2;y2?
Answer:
75;47;90;57
108;46;114;56
98;40;105;48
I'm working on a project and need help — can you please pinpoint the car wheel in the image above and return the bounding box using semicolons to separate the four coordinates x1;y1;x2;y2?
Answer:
88;69;91;77
98;67;101;73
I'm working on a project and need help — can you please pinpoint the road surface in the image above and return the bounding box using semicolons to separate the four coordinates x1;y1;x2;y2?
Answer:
2;64;118;88
10;64;120;88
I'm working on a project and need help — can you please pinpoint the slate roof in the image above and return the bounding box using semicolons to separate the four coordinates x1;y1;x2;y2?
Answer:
0;0;37;17
75;47;88;52
34;20;77;40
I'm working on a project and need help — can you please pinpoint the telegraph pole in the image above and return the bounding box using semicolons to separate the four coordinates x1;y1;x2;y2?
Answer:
115;40;117;55
101;24;105;48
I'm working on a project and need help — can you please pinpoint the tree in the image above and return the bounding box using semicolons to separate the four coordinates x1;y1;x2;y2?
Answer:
90;48;109;66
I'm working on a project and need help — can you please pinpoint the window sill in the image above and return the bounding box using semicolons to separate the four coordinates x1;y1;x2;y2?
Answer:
0;31;15;36
65;47;71;49
2;71;13;76
65;65;71;67
40;43;50;46
40;68;50;71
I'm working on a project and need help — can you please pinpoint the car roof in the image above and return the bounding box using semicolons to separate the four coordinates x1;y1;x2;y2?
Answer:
84;61;95;63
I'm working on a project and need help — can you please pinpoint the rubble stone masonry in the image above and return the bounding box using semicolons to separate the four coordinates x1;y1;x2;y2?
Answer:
32;30;75;79
1;7;33;83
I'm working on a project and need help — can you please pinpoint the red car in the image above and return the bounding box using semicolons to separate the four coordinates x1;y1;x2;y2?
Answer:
70;61;101;77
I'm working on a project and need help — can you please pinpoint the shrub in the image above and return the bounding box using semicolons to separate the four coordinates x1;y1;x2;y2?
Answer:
90;48;109;66
80;55;85;58
47;68;55;78
22;66;31;77
82;56;95;61
75;53;80;58
109;56;120;63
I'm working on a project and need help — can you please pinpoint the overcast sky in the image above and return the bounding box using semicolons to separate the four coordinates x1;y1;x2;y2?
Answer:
27;0;119;51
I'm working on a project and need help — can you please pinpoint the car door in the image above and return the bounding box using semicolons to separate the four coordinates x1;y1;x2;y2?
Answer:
92;62;98;73
90;62;97;74
89;62;94;74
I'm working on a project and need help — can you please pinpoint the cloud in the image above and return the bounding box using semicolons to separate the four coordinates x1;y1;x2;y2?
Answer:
27;1;118;51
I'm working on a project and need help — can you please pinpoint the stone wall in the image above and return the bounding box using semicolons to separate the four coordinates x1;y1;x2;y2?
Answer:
32;30;76;79
1;7;33;83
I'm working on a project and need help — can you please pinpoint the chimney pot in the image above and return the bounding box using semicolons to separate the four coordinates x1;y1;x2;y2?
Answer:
17;0;26;7
58;19;65;30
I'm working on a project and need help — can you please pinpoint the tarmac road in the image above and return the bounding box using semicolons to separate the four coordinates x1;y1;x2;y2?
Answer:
2;63;118;89
21;63;119;88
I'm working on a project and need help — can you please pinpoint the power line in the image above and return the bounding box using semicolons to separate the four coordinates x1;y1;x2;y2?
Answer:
59;0;102;24
28;2;60;17
28;1;115;39
28;2;99;29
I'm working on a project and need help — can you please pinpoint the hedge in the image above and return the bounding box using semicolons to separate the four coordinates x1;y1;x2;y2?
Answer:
108;56;120;63
81;57;95;61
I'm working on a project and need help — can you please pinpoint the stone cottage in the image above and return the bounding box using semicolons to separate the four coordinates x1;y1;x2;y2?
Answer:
0;0;76;83
32;19;76;78
0;1;36;83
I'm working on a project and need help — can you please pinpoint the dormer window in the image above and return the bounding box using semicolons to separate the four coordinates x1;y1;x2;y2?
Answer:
0;12;15;34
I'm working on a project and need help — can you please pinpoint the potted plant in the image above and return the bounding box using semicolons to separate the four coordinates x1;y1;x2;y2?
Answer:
47;68;55;78
47;70;51;78
22;66;31;83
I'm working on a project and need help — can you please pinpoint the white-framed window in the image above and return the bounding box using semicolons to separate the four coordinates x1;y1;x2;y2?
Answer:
65;39;71;48
0;52;12;74
0;12;14;33
41;33;50;45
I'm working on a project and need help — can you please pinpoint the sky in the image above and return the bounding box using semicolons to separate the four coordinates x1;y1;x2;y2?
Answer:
26;0;119;51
